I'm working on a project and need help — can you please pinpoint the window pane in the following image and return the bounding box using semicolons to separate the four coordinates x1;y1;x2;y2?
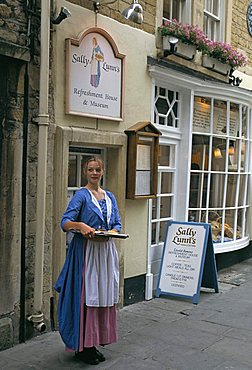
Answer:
230;103;239;137
156;97;169;115
159;221;168;242
163;0;182;22
161;172;173;193
224;209;235;241
191;135;210;170
228;140;238;172
189;173;208;208
159;116;165;125
159;145;170;166
159;87;166;96
188;210;201;222
152;198;157;219
237;209;244;239
193;97;211;133
151;222;157;244
163;0;172;20
68;155;77;187
238;175;246;207
242;106;248;137
226;174;237;207
212;137;226;172
160;196;172;218
213;100;227;135
205;0;211;12
213;0;219;16
210;174;225;207
168;115;173;126
241;140;247;172
204;210;222;243
81;156;88;186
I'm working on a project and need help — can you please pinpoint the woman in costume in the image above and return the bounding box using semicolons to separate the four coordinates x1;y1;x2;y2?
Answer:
55;157;121;365
90;37;104;88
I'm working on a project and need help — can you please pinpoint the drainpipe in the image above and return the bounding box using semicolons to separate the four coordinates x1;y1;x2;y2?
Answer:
20;62;29;343
27;0;50;332
145;200;153;300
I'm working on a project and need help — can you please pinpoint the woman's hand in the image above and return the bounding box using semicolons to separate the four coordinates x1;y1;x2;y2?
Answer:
78;223;95;238
63;221;95;239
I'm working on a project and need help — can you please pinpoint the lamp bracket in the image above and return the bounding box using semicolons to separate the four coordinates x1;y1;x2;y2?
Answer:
93;0;117;13
229;69;242;87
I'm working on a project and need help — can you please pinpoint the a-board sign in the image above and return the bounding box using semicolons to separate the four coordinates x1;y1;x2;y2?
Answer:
156;221;218;304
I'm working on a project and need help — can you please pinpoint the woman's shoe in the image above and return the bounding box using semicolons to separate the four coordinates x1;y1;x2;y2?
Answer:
75;348;99;365
94;347;106;362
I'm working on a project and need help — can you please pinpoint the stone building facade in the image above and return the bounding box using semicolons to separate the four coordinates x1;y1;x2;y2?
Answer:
0;1;52;349
1;0;252;351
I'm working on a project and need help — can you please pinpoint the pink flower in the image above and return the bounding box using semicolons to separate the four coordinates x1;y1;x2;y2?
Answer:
159;20;248;69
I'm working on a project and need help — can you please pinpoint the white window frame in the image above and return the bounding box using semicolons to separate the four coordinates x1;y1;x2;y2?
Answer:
148;141;178;291
154;84;181;129
203;0;226;41
189;97;251;253
148;62;252;254
162;0;191;24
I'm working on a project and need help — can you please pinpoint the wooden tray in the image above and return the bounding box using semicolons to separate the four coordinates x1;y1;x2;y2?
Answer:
94;231;129;239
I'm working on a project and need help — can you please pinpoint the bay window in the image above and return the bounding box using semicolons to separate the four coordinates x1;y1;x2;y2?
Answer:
189;96;250;249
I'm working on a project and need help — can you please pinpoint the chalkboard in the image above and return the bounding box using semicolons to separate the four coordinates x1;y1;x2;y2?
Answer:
156;221;218;304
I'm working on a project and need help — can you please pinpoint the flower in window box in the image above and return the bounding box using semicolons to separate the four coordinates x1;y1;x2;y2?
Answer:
203;41;248;69
159;19;209;48
159;19;206;60
159;19;248;71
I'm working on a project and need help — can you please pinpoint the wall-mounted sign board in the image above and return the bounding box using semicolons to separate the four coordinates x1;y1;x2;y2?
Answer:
156;221;218;304
125;121;161;199
66;27;125;121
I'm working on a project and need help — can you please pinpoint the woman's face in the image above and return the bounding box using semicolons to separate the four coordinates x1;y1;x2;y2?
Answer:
85;160;103;186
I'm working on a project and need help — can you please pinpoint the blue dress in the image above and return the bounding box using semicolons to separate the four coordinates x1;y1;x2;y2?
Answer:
54;188;121;351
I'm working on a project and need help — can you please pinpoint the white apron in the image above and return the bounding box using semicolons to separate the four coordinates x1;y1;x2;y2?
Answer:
84;189;119;307
84;239;119;307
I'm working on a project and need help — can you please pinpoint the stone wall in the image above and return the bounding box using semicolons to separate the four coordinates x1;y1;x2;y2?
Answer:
0;0;53;350
231;0;252;65
0;1;28;46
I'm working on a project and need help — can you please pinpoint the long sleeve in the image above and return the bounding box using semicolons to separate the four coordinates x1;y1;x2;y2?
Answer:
61;190;85;230
109;192;121;232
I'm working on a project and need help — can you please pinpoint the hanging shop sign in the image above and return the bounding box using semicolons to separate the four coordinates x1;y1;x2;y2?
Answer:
66;27;125;121
156;221;219;304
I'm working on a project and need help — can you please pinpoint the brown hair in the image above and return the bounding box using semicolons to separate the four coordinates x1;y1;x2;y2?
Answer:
84;156;104;173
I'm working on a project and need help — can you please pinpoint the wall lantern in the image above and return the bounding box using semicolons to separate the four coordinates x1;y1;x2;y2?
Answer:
125;121;162;199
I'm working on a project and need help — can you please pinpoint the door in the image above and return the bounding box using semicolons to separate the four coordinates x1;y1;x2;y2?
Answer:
148;143;177;291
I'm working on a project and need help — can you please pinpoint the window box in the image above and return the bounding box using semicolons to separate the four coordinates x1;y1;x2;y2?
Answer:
163;37;197;60
202;55;231;76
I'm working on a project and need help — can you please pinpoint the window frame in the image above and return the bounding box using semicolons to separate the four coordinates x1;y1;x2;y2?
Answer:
154;84;181;129
203;0;226;41
189;96;251;251
162;0;191;24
